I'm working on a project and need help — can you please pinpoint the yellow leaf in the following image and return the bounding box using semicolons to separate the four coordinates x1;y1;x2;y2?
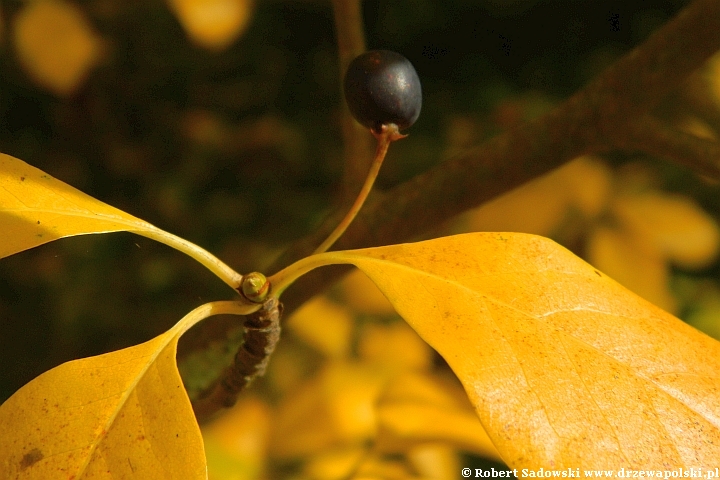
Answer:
301;446;366;480
295;233;720;468
0;301;257;479
0;153;150;258
13;0;101;96
464;157;611;236
168;0;254;50
612;192;720;269
562;156;611;217
0;153;243;289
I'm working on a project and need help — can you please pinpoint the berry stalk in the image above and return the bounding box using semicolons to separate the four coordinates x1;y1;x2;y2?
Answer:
313;123;404;255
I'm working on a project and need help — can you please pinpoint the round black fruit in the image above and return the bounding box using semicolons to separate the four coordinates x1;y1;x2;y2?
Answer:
344;50;422;132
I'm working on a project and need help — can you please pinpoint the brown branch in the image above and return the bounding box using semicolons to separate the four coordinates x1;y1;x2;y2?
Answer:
615;115;720;178
192;298;282;423
271;0;720;314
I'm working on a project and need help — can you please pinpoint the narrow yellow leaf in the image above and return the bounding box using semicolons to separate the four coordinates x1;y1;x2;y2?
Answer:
0;153;150;257
0;301;256;479
0;153;243;289
278;233;720;468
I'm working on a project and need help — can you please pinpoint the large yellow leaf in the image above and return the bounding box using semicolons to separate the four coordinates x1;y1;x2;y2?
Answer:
0;153;242;288
281;233;720;468
0;300;256;479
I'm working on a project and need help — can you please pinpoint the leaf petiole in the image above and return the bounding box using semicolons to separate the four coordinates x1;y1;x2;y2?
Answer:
129;225;245;292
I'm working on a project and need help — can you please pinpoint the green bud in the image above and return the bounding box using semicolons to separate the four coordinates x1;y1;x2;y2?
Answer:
241;272;270;303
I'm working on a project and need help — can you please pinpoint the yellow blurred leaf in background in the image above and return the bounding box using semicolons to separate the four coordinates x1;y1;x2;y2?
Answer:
203;395;271;480
406;444;460;480
13;0;101;96
375;372;501;461
287;296;353;358
168;0;254;51
301;446;367;480
271;361;385;460
357;321;433;372
586;225;677;314
464;167;569;236
562;156;612;217
340;269;396;315
612;192;720;269
464;156;611;235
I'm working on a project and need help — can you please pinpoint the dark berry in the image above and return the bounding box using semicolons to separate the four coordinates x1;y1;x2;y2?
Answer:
344;50;422;132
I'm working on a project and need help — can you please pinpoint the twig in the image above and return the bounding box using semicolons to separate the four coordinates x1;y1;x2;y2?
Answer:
616;115;720;178
192;297;282;422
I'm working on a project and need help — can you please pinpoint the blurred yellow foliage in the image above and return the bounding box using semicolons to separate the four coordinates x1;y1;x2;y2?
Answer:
587;225;676;313
13;0;102;96
340;269;396;315
270;361;385;459
203;395;271;480
463;156;720;315
406;444;460;480
611;192;720;269
464;156;611;236
287;296;353;358
357;322;433;372
375;372;499;460
168;0;254;50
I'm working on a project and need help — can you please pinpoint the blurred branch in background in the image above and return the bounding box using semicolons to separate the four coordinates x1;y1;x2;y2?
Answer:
270;0;720;316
